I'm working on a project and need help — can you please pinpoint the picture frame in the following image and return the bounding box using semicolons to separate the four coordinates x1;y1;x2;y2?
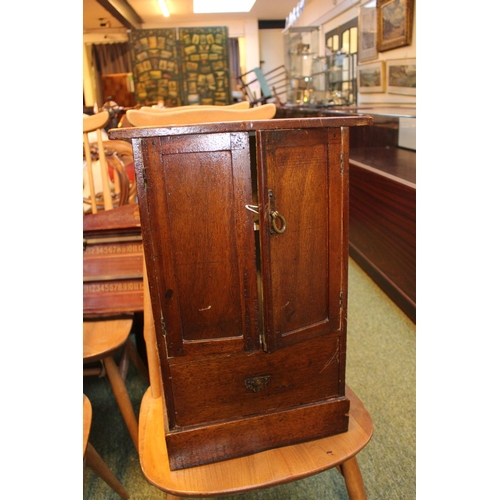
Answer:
377;0;414;52
386;58;416;95
358;0;378;63
357;61;386;93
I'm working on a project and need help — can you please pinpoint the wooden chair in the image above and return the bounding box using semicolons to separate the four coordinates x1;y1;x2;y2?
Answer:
138;270;374;499
83;317;148;451
84;112;148;453
101;139;137;205
83;394;129;499
237;65;288;106
125;102;276;127
83;111;136;214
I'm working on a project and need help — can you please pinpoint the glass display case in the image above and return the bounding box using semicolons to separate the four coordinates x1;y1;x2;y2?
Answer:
284;26;320;104
327;51;356;105
284;26;356;106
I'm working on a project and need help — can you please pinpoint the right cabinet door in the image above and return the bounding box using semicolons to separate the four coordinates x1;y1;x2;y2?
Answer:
256;127;348;353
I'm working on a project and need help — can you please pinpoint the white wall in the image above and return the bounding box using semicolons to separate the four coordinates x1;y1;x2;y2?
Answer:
259;30;285;75
258;29;287;103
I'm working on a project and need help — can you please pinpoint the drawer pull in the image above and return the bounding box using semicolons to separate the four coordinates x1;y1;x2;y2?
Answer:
244;375;271;393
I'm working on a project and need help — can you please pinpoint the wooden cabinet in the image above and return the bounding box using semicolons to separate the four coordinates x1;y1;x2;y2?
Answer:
111;115;372;470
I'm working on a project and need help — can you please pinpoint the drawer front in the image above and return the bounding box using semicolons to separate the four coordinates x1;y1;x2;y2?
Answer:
169;331;344;428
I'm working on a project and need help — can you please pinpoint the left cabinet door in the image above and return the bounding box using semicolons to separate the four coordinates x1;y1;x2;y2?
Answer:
137;132;261;359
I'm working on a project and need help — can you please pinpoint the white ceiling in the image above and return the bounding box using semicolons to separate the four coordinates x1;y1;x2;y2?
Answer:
83;0;302;32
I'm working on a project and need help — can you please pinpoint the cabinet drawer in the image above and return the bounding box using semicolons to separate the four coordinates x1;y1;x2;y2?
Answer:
169;331;345;428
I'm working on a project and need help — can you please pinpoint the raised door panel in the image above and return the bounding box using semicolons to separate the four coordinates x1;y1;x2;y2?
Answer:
257;128;347;352
138;132;260;359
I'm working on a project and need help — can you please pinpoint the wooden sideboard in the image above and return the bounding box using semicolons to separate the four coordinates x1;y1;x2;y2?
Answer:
276;106;416;323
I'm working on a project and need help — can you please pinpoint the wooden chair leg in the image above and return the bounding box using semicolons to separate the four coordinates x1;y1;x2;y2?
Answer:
339;456;367;500
118;338;150;384
103;356;139;451
85;442;129;499
125;337;150;384
118;346;130;381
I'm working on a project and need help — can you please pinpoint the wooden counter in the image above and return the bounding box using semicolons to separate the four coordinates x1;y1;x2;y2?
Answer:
349;147;415;323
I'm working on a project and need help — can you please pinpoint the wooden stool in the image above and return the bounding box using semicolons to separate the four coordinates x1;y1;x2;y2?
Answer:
138;385;373;499
83;394;129;499
83;317;143;451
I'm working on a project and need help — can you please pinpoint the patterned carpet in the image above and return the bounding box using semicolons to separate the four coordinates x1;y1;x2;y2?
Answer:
83;258;416;499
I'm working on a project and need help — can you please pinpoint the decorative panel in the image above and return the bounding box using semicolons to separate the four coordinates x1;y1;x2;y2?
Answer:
128;27;231;106
178;27;231;105
128;28;181;106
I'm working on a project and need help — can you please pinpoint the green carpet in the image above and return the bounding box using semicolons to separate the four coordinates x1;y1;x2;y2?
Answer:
83;258;416;499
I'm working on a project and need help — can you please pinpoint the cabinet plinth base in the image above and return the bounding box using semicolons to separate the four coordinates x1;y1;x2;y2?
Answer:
166;396;350;470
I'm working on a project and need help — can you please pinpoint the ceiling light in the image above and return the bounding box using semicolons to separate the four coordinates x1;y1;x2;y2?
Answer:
193;0;256;13
157;0;170;17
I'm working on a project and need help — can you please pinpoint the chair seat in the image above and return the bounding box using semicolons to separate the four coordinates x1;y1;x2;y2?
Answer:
138;384;373;498
83;394;92;456
83;318;133;363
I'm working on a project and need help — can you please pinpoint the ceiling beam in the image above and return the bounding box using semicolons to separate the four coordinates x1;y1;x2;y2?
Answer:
96;0;143;30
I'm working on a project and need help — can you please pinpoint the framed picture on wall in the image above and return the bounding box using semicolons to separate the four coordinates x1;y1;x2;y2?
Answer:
377;0;414;52
386;58;416;95
358;0;378;63
357;61;386;93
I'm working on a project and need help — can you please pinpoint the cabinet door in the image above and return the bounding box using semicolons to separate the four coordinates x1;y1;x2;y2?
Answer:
138;132;261;358
256;127;348;352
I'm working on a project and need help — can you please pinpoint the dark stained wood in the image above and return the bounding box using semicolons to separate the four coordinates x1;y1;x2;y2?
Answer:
112;115;373;140
110;116;370;471
350;147;416;184
83;202;141;235
275;105;406;148
275;106;416;323
168;331;345;427
166;396;350;471
135;132;261;358
348;116;399;149
257;127;348;352
349;158;416;322
83;204;144;317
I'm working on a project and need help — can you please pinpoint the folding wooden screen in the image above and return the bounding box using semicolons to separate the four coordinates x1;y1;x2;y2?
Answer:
128;27;231;106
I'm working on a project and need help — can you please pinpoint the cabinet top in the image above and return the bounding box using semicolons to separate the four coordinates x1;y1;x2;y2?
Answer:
109;115;373;141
